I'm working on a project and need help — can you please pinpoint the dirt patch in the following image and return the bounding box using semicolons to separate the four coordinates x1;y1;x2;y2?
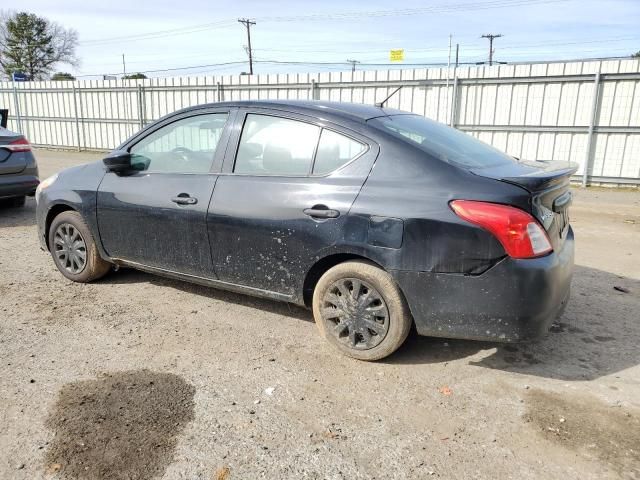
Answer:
525;390;640;476
45;370;195;480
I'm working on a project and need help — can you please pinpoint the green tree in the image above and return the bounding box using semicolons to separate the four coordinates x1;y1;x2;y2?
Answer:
0;11;78;80
122;73;148;80
51;71;75;81
633;51;640;58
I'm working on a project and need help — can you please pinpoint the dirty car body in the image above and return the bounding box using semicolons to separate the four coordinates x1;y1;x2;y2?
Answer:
36;100;576;348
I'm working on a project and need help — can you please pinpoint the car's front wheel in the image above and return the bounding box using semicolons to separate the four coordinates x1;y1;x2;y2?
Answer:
312;260;412;361
48;210;111;282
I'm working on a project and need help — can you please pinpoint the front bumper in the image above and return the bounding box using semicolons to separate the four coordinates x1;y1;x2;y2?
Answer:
36;192;49;251
392;227;574;342
0;174;39;199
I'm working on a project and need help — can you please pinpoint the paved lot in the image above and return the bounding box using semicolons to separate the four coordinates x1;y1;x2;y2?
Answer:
1;149;639;480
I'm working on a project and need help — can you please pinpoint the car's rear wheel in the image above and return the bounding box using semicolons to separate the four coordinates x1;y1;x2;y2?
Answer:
312;260;412;361
48;211;111;282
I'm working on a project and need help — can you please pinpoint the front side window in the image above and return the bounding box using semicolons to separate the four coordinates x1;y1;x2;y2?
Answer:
130;113;228;173
370;114;516;169
313;129;366;175
234;114;320;175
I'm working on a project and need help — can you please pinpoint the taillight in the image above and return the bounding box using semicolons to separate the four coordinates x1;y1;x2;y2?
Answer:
5;137;31;152
450;200;553;259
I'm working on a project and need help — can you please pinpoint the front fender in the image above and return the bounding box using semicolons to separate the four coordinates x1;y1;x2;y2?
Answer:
36;161;108;260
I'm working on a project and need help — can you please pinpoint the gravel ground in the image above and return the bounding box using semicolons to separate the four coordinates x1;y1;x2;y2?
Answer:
1;149;639;480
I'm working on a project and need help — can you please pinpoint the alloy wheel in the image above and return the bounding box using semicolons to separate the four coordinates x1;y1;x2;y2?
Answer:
53;223;87;274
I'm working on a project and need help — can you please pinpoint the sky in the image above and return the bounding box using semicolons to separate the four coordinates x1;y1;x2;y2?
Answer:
6;0;640;78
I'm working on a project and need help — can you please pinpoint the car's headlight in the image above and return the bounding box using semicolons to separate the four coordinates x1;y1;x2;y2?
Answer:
35;173;58;204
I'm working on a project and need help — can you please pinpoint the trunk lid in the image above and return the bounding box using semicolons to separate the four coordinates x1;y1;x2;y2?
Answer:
470;160;578;251
0;127;27;175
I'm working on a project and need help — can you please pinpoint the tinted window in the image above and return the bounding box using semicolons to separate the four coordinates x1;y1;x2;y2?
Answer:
234;114;320;175
130;113;228;173
313;129;366;175
371;114;516;168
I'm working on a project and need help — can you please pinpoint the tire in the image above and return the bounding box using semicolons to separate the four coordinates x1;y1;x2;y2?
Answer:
312;260;412;361
8;196;26;207
48;210;111;283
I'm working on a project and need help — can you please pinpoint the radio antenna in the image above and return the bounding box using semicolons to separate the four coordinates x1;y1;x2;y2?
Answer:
376;86;403;108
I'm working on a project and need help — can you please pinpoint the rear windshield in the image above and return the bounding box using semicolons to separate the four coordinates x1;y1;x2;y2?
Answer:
369;114;516;169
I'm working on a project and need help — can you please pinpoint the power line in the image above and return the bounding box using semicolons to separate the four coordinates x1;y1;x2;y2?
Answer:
249;34;640;56
80;20;235;46
72;54;638;79
259;0;570;21
76;0;570;46
75;60;248;78
254;45;461;54
73;59;452;77
74;36;640;76
497;36;640;50
259;60;460;66
75;35;640;73
496;47;639;57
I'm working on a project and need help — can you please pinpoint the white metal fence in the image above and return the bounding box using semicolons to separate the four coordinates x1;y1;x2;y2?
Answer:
2;58;640;185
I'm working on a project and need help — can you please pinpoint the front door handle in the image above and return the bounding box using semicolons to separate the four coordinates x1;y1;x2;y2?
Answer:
171;194;198;205
303;205;340;219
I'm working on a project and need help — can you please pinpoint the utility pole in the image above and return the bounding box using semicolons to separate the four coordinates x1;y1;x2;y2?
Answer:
450;43;460;127
446;34;452;123
346;59;360;73
481;33;503;66
447;34;452;73
238;18;256;75
122;54;126;77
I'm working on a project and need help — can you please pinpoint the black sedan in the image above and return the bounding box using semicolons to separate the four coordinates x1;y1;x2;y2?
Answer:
36;101;576;360
0;127;39;207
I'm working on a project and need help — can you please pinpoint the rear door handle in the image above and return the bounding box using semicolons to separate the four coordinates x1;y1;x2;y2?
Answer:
303;206;340;219
171;194;198;205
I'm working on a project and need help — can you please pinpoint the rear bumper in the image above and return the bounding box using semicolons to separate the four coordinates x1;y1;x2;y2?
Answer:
0;174;39;199
392;227;574;342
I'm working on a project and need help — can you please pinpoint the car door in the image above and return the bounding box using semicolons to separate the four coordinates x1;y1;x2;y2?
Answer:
207;109;378;298
97;109;234;277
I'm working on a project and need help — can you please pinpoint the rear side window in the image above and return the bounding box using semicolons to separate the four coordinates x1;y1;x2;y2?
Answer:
234;114;320;175
370;114;516;168
312;129;366;175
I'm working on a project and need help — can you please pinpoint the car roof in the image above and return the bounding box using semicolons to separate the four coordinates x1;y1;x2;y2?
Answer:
189;100;408;123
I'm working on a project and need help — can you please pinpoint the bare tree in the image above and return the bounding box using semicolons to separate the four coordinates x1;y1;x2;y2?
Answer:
0;11;78;80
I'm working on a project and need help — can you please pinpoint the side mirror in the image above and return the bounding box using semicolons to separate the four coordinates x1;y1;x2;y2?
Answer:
103;150;132;173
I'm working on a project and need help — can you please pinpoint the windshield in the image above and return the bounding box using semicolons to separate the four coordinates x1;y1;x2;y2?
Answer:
370;114;516;169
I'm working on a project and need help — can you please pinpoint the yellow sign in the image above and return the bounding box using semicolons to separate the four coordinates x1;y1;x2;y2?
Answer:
390;49;404;62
